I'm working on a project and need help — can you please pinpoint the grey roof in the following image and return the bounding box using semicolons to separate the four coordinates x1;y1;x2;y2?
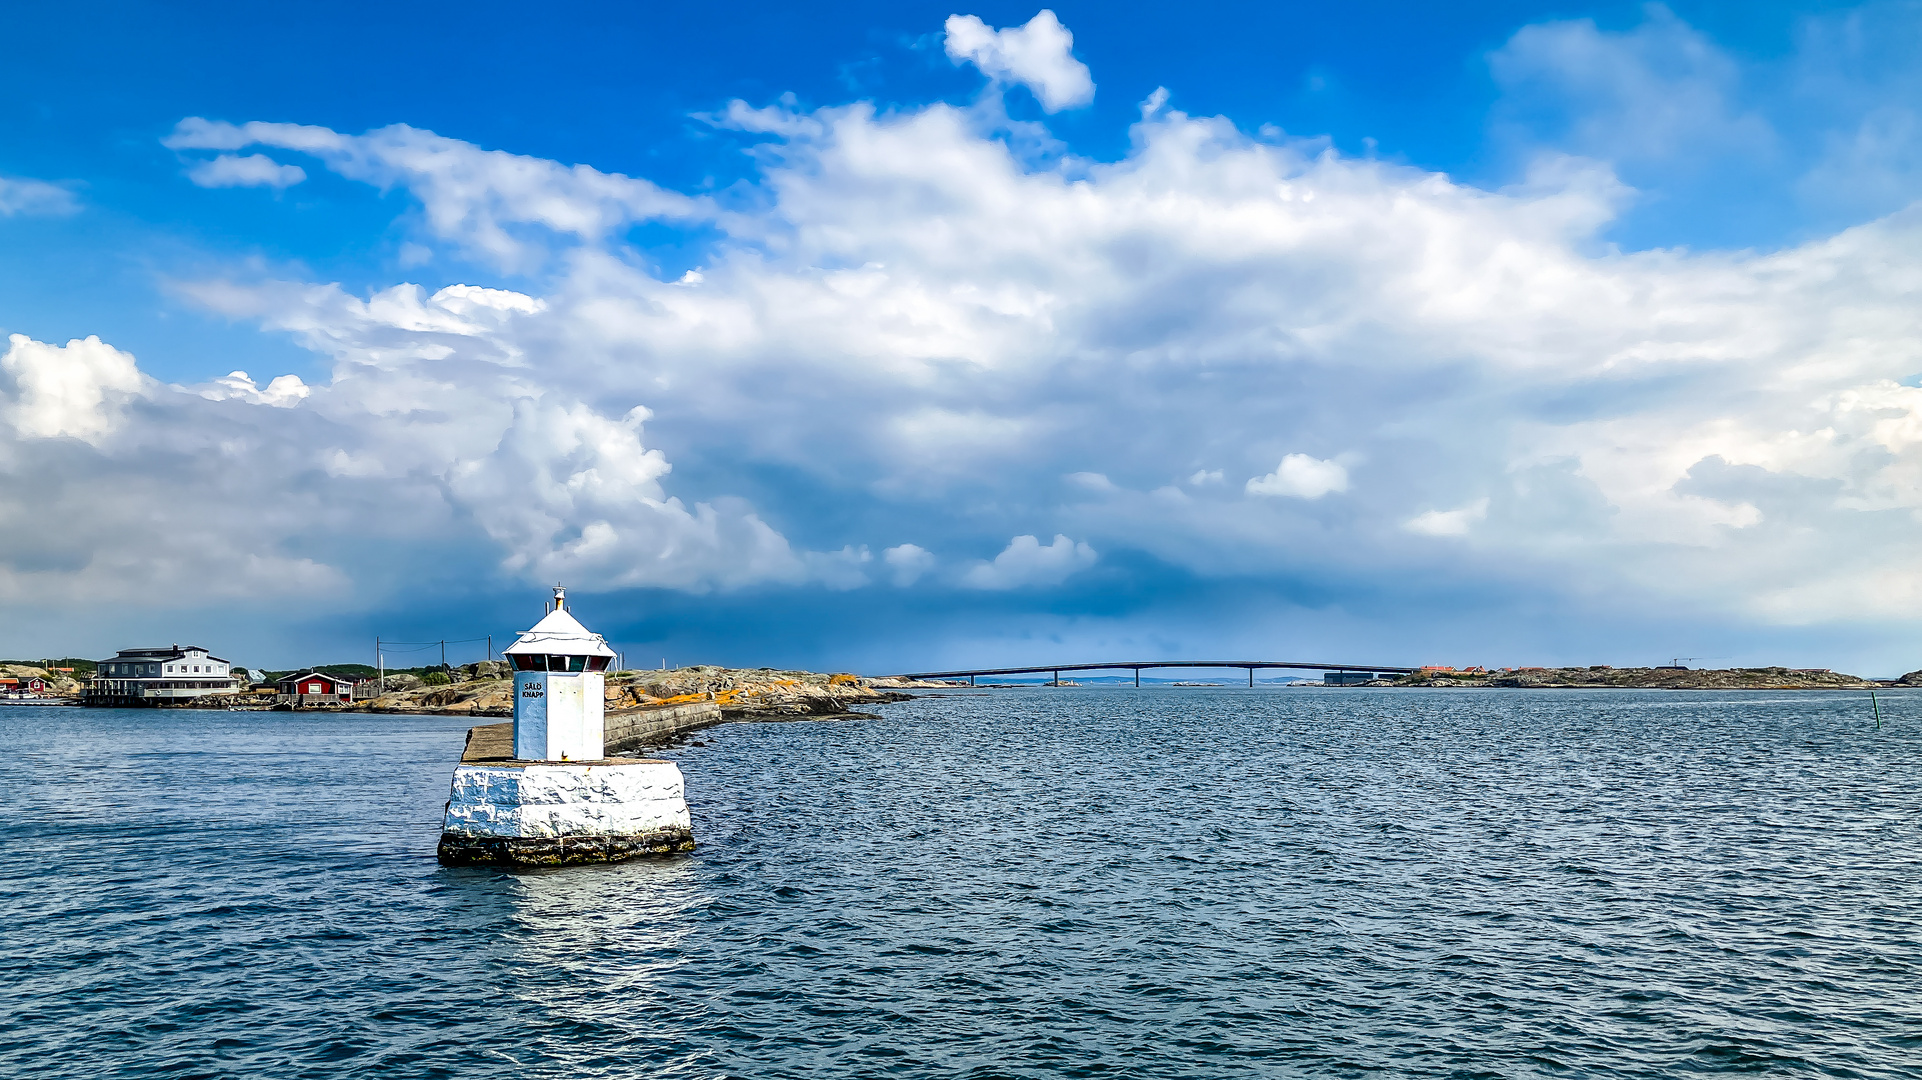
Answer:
99;647;229;664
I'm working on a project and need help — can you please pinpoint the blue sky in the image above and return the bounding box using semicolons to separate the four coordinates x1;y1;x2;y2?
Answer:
5;2;1922;674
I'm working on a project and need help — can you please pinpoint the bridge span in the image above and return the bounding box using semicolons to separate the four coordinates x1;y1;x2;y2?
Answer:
889;660;1421;687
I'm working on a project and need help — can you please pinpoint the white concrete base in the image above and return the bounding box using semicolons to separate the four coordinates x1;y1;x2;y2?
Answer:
437;760;694;866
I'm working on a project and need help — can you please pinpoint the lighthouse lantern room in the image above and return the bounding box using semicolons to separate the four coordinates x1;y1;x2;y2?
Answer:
502;586;617;761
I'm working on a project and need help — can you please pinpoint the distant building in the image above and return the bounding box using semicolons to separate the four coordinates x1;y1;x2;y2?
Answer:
82;645;237;706
1324;671;1382;686
277;671;354;706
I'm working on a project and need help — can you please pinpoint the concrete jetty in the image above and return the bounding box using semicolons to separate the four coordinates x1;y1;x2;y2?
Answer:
436;587;699;868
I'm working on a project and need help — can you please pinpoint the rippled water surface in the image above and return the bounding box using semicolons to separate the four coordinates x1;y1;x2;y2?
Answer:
5;689;1922;1078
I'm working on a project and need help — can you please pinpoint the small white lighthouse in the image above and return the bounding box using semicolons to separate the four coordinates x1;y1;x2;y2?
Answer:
437;587;694;867
503;585;615;761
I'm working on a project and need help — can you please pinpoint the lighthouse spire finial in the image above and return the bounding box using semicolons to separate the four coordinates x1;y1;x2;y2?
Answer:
552;583;566;612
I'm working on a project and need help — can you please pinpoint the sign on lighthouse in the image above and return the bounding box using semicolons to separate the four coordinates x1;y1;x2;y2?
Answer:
502;585;616;761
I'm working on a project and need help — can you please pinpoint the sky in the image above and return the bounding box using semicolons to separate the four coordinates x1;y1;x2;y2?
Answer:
5;1;1922;675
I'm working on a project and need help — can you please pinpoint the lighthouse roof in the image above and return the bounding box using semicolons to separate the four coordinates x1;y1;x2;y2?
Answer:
502;592;616;657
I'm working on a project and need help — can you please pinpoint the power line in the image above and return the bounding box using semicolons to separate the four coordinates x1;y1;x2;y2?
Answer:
374;635;504;692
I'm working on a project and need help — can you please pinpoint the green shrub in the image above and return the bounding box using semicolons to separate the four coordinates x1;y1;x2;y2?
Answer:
420;671;452;686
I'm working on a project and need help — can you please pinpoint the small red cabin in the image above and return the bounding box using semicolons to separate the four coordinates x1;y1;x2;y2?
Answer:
277;671;354;705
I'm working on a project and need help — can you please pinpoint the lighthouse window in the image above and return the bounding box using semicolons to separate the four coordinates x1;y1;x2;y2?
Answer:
507;654;602;672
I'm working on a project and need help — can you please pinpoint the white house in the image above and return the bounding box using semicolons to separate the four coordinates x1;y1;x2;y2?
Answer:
83;644;237;706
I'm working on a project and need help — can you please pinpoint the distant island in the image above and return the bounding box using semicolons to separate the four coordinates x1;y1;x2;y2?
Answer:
11;659;1921;706
1383;666;1909;689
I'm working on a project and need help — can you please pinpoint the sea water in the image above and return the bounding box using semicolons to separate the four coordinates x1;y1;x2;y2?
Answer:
3;689;1919;1078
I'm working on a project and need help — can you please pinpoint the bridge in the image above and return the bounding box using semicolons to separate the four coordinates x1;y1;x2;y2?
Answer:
889;660;1421;687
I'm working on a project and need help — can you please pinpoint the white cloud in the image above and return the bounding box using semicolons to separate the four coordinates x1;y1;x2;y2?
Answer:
187;153;307;189
1801;107;1922;220
1246;454;1349;499
0;335;146;443
164;118;706;270
1405;499;1490;537
805;545;873;590
1066;471;1116;491
1488;8;1772;166
883;543;936;586
962;534;1097;589
444;399;805;590
944;10;1095;112
132;102;1922;621
0;176;78;216
19;33;1922;634
196;371;310;407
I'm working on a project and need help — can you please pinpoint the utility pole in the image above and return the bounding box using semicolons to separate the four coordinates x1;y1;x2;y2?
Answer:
441;639;447;671
487;635;493;664
377;637;383;692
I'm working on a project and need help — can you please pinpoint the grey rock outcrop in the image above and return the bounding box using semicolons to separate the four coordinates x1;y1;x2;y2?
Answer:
1394;666;1879;689
362;665;912;719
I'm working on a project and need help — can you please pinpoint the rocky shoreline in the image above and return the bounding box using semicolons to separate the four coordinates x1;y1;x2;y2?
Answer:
352;664;919;720
1386;666;1895;689
0;664;83;695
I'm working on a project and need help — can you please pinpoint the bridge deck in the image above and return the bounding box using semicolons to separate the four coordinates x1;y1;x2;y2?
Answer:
890;660;1417;683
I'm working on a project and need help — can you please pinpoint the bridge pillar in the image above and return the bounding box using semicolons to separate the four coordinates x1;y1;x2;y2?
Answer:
969;674;975;687
1134;668;1140;687
1248;667;1254;687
